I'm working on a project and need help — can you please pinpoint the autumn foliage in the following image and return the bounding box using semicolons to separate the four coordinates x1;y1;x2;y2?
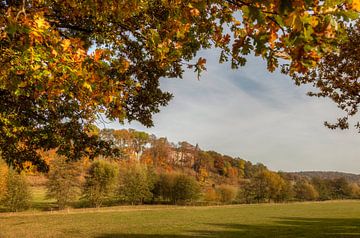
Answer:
0;1;359;170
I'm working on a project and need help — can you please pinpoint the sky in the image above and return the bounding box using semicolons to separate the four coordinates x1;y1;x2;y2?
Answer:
106;49;360;174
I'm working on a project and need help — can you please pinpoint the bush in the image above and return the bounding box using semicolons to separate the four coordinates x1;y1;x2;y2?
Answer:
82;160;118;207
46;157;81;209
203;187;218;202
2;169;31;212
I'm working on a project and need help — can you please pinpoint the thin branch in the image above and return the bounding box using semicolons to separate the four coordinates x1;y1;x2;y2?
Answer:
266;16;286;36
15;0;27;20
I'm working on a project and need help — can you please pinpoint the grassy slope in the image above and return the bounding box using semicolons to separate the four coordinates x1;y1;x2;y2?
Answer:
1;201;360;238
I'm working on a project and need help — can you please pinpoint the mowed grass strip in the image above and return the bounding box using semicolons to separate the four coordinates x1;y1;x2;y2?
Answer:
1;201;360;238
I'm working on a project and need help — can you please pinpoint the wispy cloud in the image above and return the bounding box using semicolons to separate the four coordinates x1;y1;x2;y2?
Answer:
108;50;360;174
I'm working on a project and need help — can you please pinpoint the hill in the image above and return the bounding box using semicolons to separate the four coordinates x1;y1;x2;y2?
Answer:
288;171;360;183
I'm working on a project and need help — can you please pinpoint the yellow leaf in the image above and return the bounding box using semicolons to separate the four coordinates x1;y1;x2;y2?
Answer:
119;59;130;73
190;8;200;17
61;39;71;51
51;49;58;57
34;16;49;30
83;82;92;92
269;31;277;49
310;17;319;27
31;64;41;71
351;0;360;11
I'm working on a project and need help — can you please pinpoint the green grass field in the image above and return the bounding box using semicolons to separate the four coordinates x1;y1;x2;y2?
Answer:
1;201;360;238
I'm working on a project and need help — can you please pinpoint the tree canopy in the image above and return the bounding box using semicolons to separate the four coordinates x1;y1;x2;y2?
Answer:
0;0;359;171
291;21;360;131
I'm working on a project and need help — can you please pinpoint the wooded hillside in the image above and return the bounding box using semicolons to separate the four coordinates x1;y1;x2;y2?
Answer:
1;128;359;212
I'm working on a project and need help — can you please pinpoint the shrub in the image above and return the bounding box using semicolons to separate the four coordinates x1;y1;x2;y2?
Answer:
82;160;118;207
203;187;218;202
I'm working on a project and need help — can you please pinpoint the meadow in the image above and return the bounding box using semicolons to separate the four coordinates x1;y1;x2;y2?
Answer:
1;200;360;238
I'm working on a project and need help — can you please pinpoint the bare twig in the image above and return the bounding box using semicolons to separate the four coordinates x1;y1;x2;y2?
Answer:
16;0;27;20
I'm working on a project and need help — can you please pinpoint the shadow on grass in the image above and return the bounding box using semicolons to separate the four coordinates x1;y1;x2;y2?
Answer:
96;217;360;238
31;201;57;211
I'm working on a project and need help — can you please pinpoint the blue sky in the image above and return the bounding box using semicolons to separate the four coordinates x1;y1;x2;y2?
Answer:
107;49;360;174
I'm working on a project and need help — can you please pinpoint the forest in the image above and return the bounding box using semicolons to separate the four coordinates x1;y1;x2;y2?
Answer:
1;128;359;212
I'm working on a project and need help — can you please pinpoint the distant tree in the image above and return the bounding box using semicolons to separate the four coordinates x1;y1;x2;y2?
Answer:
193;151;214;176
118;164;154;205
235;158;246;179
331;178;352;199
349;183;360;199
237;180;257;204
152;173;176;203
216;185;237;204
172;174;200;204
311;177;353;200
2;169;31;212
0;159;8;202
276;178;294;202
250;170;272;203
213;152;227;176
294;180;319;201
244;161;254;179
142;138;173;167
82;160;118;207
176;141;197;167
244;162;267;179
130;130;150;160
311;177;332;200
46;157;81;209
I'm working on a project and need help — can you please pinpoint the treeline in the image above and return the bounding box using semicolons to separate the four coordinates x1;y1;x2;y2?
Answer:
237;172;360;204
289;171;360;184
0;128;359;211
0;158;202;211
